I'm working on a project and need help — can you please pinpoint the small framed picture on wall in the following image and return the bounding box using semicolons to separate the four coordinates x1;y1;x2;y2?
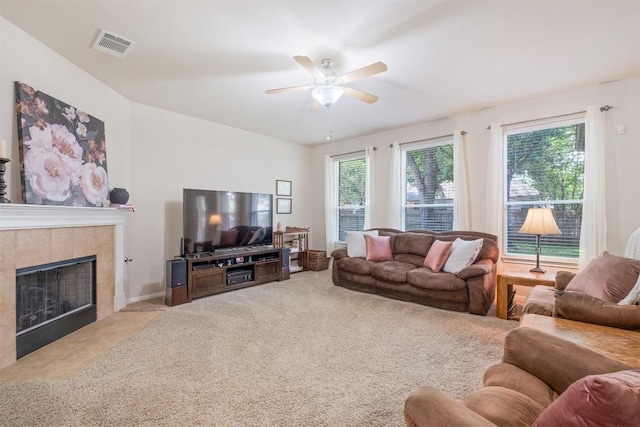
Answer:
276;180;292;196
277;198;292;214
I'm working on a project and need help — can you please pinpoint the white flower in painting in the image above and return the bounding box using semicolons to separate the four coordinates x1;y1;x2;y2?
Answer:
50;124;83;162
24;147;75;201
79;162;109;206
25;124;54;151
63;106;76;121
76;123;87;137
77;110;90;123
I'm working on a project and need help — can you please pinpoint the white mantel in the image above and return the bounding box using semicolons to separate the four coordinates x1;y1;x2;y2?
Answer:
0;203;129;310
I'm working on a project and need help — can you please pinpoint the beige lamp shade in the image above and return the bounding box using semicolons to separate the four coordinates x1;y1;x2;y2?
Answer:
209;214;222;226
518;208;562;235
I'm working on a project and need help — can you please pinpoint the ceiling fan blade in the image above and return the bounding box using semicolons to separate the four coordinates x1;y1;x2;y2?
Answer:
265;85;313;95
310;100;323;112
343;87;379;104
339;62;388;83
293;55;325;79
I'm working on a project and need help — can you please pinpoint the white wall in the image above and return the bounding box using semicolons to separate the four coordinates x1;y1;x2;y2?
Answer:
0;18;313;302
311;77;640;261
0;17;132;202
128;103;312;300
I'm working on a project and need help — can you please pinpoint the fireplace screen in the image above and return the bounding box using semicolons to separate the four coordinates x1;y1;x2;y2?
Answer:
16;255;96;357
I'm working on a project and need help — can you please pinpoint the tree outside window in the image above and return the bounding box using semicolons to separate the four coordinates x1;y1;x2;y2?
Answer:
505;120;585;258
336;156;367;241
403;141;454;231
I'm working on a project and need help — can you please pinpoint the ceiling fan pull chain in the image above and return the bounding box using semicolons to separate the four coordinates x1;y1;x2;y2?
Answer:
326;107;333;140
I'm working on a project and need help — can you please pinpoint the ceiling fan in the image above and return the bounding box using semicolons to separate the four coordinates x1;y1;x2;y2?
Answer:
265;56;388;111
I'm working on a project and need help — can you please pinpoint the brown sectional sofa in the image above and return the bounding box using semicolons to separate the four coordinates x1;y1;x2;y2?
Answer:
523;271;640;330
331;229;499;315
404;326;635;426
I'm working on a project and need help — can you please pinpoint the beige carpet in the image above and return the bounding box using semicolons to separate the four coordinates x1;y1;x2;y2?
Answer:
0;270;516;426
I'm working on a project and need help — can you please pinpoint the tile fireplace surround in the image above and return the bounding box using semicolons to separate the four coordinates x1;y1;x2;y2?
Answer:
0;204;127;369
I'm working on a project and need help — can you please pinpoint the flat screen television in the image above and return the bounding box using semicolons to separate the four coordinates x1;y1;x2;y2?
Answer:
183;188;273;255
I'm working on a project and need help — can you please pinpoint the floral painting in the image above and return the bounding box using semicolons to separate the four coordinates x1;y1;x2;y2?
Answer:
15;82;109;207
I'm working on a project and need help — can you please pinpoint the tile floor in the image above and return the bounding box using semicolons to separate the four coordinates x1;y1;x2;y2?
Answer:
0;311;163;382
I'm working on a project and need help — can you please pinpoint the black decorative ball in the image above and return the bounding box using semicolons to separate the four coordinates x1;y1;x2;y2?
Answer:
109;188;129;205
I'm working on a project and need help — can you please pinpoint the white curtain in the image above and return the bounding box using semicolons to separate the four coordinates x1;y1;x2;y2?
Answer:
487;123;504;257
580;105;607;267
388;143;403;230
324;154;337;253
365;146;376;229
453;130;471;230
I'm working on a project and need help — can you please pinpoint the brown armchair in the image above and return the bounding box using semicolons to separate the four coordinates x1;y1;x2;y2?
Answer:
404;327;634;426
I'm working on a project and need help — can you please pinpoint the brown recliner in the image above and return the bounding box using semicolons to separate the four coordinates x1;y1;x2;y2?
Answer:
404;327;632;426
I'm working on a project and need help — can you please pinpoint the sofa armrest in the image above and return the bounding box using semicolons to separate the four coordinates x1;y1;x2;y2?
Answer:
404;386;495;427
331;247;348;260
503;327;632;395
555;271;576;290
457;259;494;279
554;290;640;330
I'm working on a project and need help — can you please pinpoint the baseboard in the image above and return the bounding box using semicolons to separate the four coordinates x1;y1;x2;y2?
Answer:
126;291;165;305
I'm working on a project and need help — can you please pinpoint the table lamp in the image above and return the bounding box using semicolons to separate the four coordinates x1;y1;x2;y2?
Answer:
518;207;562;273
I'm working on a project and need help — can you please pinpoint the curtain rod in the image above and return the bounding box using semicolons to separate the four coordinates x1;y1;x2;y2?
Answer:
330;146;376;158
388;131;466;148
486;105;612;130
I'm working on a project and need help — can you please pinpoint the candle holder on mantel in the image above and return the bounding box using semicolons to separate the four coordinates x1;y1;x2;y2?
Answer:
0;158;11;203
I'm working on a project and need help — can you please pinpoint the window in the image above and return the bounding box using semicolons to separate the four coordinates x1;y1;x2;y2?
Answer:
402;139;454;231
334;154;367;242
504;118;585;259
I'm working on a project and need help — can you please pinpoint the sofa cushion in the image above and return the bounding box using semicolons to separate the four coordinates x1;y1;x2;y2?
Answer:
370;261;416;283
555;271;576;290
565;252;640;303
534;370;640;427
394;232;434;257
463;386;545;427
483;363;557;408
220;230;239;246
335;257;375;275
554;291;640;330
364;234;394;262
522;285;556;317
406;268;466;291
424;239;453;272
346;230;379;257
442;238;484;274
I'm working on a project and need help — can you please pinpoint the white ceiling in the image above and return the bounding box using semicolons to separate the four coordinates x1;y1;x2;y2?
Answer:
1;1;639;145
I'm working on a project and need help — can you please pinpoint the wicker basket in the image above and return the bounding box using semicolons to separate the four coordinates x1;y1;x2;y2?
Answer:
308;250;330;271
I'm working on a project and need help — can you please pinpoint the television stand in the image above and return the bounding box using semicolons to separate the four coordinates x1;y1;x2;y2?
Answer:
184;247;284;301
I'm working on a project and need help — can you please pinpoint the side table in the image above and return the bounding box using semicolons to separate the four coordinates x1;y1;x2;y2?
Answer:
496;269;556;320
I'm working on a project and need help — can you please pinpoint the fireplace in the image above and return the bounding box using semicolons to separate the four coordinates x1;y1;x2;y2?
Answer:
0;203;128;369
16;256;97;358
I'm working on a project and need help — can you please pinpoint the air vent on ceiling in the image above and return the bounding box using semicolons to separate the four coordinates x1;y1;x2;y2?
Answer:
92;30;136;58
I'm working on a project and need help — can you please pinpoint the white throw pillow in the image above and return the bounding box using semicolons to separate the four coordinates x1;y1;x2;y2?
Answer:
442;238;484;274
618;274;640;305
346;230;379;257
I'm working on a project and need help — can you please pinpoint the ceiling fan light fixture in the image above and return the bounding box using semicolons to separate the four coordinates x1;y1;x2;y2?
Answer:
312;85;344;107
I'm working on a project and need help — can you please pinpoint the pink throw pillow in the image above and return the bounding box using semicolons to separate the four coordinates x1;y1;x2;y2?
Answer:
534;369;640;427
364;235;394;262
565;252;640;303
424;240;453;272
